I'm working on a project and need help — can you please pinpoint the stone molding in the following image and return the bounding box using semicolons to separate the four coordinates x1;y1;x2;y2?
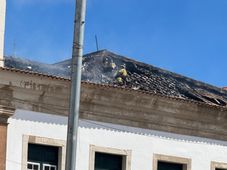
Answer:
153;154;191;170
22;135;66;170
0;105;15;124
211;161;227;170
89;145;131;170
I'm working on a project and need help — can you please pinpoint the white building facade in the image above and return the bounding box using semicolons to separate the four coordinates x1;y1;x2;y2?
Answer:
5;109;227;170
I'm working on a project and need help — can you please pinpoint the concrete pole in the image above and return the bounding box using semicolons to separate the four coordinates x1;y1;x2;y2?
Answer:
0;0;6;67
65;0;87;170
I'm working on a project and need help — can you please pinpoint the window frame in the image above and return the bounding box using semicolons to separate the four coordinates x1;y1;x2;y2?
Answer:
22;135;66;170
42;163;57;170
153;154;191;170
27;161;41;170
211;161;227;170
89;145;132;170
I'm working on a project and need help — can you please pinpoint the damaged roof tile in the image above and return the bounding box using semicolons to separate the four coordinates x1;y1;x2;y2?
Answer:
4;50;227;107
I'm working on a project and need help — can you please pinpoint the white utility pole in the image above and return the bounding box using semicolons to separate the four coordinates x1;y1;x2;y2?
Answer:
0;0;6;67
65;0;87;170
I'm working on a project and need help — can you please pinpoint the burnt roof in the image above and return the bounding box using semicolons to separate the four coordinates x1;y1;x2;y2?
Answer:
4;50;227;107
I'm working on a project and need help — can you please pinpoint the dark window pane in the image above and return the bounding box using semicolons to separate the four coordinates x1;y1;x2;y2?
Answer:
44;166;49;170
95;152;123;170
27;144;58;170
34;164;39;170
158;161;183;170
27;164;32;169
28;144;58;165
51;167;55;170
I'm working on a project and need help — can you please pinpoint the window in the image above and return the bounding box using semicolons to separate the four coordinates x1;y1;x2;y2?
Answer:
211;161;227;170
95;152;123;170
27;162;40;170
89;145;131;170
27;144;58;170
153;154;191;170
22;135;66;170
158;161;184;170
43;164;57;170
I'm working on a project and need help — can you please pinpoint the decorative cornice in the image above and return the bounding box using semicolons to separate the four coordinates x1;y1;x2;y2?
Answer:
0;105;15;124
0;67;226;110
1;68;227;141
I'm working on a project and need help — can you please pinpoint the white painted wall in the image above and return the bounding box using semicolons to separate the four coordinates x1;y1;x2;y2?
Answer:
6;110;227;170
0;0;6;67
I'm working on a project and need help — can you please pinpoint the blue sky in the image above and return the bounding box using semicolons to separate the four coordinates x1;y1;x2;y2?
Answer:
4;0;227;87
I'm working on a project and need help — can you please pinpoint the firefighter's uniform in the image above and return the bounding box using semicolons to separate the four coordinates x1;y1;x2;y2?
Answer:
116;65;128;84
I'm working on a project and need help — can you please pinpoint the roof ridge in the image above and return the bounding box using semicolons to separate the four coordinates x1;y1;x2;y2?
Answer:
52;49;109;65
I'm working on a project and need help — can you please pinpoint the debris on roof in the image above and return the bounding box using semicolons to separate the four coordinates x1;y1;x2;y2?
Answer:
4;56;69;77
4;50;227;107
26;66;32;70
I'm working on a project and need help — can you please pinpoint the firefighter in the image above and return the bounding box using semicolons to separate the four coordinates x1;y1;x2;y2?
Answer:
103;57;116;72
116;64;128;84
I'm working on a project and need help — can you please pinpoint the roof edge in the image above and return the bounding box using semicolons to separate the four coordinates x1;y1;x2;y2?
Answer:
1;66;226;111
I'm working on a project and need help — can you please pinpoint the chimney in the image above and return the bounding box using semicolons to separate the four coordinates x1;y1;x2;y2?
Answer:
0;0;6;67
